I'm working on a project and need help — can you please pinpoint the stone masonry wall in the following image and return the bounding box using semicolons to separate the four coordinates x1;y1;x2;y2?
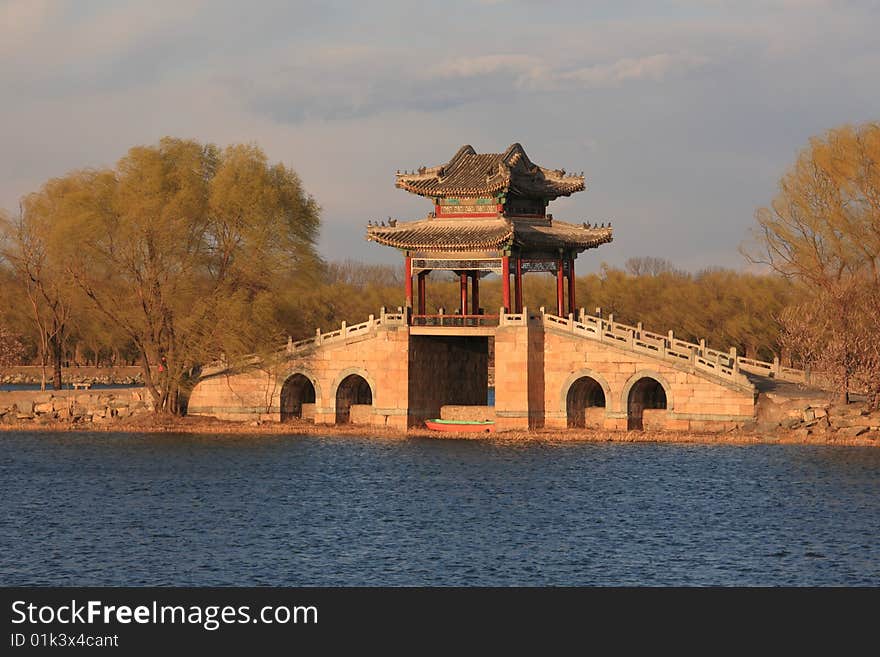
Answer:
541;327;756;432
187;314;758;434
188;323;410;430
494;314;546;431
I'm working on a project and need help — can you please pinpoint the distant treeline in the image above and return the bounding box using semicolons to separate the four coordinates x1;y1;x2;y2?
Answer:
1;255;796;367
308;257;798;362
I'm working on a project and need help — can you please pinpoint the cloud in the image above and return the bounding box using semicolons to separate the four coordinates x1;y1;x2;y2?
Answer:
0;0;58;54
240;45;713;124
1;0;879;272
429;54;542;80
552;52;710;87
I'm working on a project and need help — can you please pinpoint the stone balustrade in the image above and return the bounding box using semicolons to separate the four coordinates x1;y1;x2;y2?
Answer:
273;305;809;390
539;307;808;388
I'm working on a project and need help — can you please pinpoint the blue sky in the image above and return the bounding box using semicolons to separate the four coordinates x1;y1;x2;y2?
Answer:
2;0;879;272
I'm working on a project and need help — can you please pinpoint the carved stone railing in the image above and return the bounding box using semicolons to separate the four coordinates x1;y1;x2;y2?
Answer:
277;304;810;389
285;306;404;354
411;313;499;328
539;308;786;389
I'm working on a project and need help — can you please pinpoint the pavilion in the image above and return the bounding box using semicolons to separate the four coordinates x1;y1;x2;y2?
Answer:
366;143;613;323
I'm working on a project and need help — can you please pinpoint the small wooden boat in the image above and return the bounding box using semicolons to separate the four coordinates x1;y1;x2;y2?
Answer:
425;418;495;433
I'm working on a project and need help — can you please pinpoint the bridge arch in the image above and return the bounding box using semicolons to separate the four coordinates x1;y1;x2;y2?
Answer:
622;370;671;431
560;370;612;428
280;370;320;422
332;367;375;425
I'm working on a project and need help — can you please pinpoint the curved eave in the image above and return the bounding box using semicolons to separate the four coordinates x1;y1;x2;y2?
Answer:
512;223;613;251
366;220;513;251
394;177;509;199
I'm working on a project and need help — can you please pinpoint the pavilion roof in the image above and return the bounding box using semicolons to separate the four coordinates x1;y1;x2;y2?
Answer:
395;143;585;200
366;217;612;253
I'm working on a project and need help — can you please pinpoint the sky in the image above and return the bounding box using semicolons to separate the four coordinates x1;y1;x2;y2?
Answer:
2;0;879;273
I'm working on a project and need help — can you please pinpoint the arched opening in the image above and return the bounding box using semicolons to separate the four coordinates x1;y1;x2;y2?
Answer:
280;374;316;422
335;374;372;424
566;376;606;428
627;377;667;430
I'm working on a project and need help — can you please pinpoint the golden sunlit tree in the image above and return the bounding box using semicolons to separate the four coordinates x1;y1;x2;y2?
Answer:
745;121;880;406
30;137;321;413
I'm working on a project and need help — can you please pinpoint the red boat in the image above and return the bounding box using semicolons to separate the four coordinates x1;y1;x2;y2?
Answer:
424;418;495;433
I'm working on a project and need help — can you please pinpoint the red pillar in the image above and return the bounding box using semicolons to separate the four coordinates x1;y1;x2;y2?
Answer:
460;273;468;315
556;257;565;316
567;255;576;316
417;272;426;315
502;256;511;312
515;257;523;313
405;256;413;314
471;274;480;315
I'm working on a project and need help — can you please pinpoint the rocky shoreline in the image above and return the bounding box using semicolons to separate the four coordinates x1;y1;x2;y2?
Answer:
2;376;877;446
1;400;877;447
0;366;143;387
0;389;153;426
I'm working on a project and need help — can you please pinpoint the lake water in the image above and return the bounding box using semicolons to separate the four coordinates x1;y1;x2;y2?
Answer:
1;431;878;586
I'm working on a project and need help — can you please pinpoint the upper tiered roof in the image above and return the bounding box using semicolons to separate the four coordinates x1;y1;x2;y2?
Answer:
395;143;585;200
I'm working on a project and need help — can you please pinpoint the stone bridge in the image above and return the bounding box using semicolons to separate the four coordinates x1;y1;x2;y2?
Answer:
187;307;808;432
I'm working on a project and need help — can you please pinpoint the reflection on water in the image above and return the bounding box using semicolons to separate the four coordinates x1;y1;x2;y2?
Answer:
1;431;878;585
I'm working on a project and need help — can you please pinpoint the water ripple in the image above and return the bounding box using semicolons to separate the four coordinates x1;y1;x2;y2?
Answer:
1;432;878;586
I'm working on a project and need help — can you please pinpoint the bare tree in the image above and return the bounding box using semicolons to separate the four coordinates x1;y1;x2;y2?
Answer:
744;122;880;406
0;205;73;390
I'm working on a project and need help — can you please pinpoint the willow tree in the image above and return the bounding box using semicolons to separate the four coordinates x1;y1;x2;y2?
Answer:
51;137;321;413
745;122;880;406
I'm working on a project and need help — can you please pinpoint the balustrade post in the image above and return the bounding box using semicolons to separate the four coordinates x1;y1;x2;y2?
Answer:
316;328;322;346
730;347;738;373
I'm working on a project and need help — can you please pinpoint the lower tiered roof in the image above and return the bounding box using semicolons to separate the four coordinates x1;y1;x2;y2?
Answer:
366;216;612;253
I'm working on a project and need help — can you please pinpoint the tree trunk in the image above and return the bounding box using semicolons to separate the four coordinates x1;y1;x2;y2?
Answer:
139;350;162;411
51;334;63;390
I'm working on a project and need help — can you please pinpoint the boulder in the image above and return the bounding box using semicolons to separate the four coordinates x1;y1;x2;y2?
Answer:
34;401;55;414
836;426;869;438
